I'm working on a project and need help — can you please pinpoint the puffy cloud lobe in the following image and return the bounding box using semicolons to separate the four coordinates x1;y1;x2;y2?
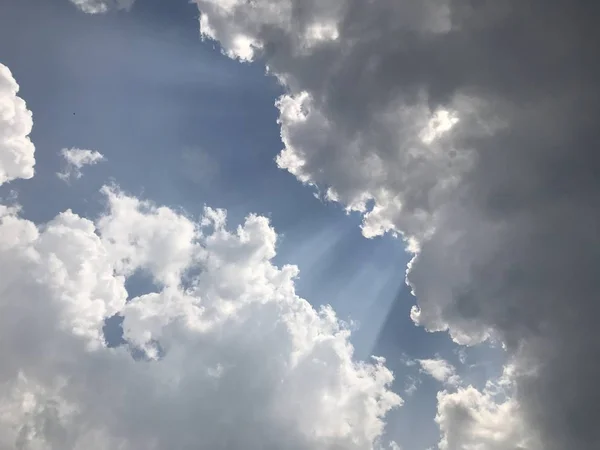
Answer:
97;186;199;288
0;63;35;186
435;364;541;450
417;358;460;387
69;0;135;14
0;185;401;449
195;1;600;448
57;148;105;182
436;386;534;450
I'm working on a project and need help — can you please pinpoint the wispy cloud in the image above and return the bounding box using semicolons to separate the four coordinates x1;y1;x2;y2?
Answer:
57;148;105;182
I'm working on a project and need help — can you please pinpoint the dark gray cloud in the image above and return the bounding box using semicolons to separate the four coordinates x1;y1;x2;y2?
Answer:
196;1;600;448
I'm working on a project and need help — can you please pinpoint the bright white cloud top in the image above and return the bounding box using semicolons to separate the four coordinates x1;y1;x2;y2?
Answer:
57;148;105;182
0;63;35;187
0;64;401;449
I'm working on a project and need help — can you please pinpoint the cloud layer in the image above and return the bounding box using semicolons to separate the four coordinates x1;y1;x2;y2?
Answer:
195;1;600;449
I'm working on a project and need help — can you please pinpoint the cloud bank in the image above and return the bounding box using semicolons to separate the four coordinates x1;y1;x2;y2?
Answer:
0;65;400;449
195;1;600;449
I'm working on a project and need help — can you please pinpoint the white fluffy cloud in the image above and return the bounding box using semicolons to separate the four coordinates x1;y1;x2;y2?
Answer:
0;187;402;449
70;0;135;14
57;148;105;182
0;61;402;449
417;358;460;387
195;1;600;448
0;85;401;446
435;364;541;450
0;63;35;186
436;386;533;450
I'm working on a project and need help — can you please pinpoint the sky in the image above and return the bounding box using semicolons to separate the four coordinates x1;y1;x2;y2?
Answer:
0;1;598;449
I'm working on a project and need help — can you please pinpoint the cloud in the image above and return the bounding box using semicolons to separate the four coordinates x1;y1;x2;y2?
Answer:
70;0;135;14
1;98;401;448
195;1;600;448
417;358;460;387
0;63;35;186
57;148;105;182
436;386;534;450
435;364;540;450
0;187;402;448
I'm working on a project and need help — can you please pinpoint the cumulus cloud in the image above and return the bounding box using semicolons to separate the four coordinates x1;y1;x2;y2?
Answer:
0;187;402;448
436;386;534;450
195;1;600;448
57;148;105;182
435;364;541;450
417;358;460;387
0;63;401;450
0;181;400;447
0;63;35;186
70;0;135;14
